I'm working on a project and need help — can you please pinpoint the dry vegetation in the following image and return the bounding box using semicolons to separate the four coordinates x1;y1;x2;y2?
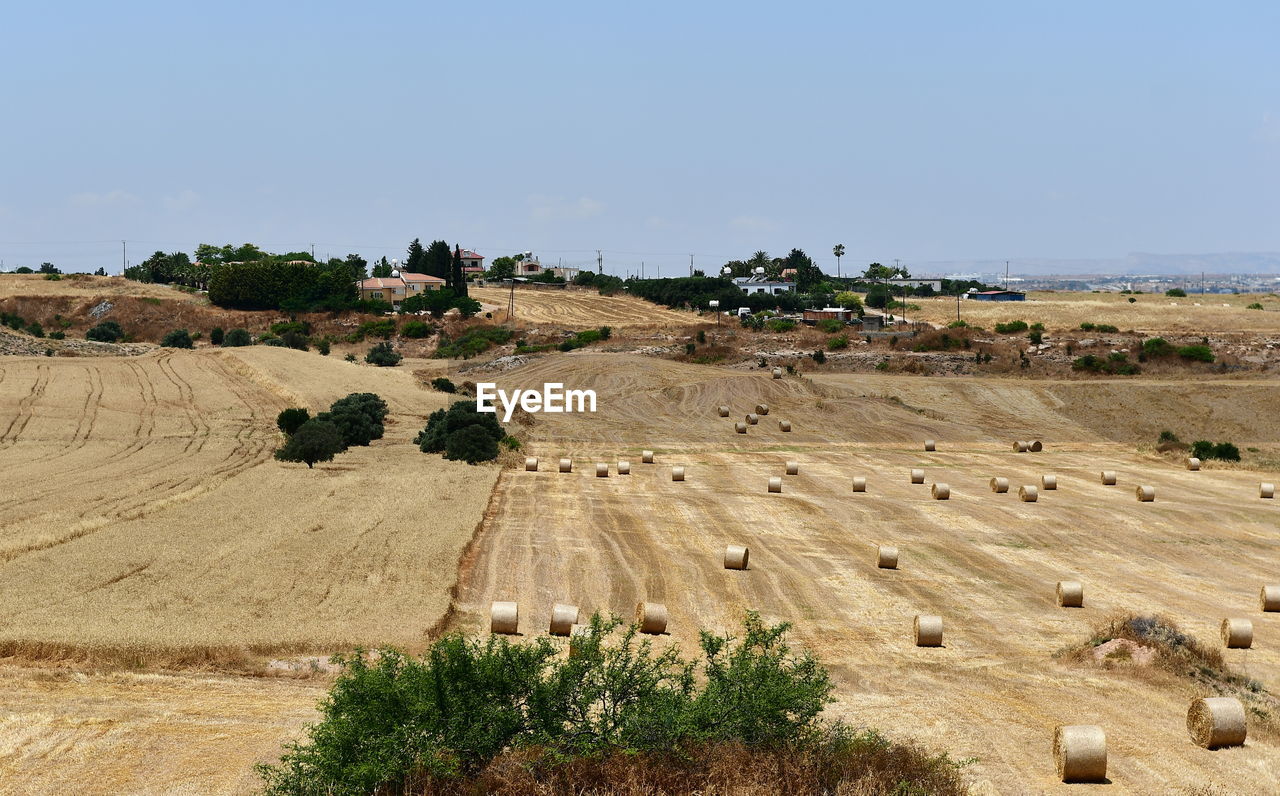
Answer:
470;285;712;328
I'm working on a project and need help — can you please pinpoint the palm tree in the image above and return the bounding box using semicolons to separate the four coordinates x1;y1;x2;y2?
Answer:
833;244;845;279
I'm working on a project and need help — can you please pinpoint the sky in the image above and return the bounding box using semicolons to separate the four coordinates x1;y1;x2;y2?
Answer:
2;1;1278;276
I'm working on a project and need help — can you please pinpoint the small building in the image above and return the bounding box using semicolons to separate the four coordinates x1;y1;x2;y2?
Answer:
803;307;855;323
460;249;485;274
732;275;795;296
357;271;446;309
860;315;885;331
967;290;1026;302
516;253;542;276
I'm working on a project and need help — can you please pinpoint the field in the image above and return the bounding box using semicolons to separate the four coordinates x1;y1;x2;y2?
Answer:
0;273;200;302
470;285;711;328
911;290;1280;335
447;353;1280;793
0;347;496;662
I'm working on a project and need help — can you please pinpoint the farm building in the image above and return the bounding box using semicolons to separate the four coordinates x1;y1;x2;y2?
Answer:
968;290;1026;302
803;308;856;323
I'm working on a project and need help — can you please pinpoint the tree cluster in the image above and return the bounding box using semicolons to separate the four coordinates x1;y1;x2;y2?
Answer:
415;400;506;464
274;393;389;468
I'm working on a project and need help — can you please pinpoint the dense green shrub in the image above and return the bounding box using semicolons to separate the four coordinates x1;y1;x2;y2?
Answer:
1247;302;1264;310
273;419;345;468
279;330;310;351
1028;330;1043;345
276;408;311;436
435;326;514;359
766;318;796;333
1192;439;1240;461
1177;344;1214;362
49;330;65;340
26;322;44;338
1072;354;1140;376
1142;337;1175;357
415;400;505;463
210;327;224;345
223;328;252;347
1095;324;1119;333
816;318;843;333
811;349;826;364
445;424;501;464
1079;322;1095;331
161;329;194;348
86;320;124;342
1158;430;1180;444
1165;288;1187;297
827;334;849;350
207;256;359;311
993;320;1028;334
557;327;612;352
316;393;388;449
431;377;457;393
359;318;397;340
400;319;434;338
257;612;839;794
316;339;331;356
365;342;402;367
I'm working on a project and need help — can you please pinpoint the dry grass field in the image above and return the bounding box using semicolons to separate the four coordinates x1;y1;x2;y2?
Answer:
0;347;497;663
0;273;200;302
447;353;1280;793
470;285;711;328
911;290;1280;336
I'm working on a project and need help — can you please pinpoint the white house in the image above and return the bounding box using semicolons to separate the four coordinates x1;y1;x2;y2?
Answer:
732;274;795;296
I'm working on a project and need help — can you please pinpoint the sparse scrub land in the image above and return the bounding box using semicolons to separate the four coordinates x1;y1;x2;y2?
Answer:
258;613;966;796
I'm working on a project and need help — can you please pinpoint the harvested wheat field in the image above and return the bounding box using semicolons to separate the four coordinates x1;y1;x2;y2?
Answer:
911;290;1280;335
448;352;1280;792
470;285;711;328
0;273;200;302
0;346;496;663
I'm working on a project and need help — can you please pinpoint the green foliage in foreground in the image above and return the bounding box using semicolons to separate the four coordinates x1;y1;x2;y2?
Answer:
434;325;514;359
257;613;836;794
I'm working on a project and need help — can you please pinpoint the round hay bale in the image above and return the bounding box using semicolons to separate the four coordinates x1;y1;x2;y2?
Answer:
877;545;898;569
768;476;783;493
635;602;668;634
524;457;539;472
914;615;943;647
924;439;936;452
1019;484;1039;502
717;405;730;417
1013;440;1029;453
490;601;519;634
1030;440;1044;452
1221;618;1253;649
1041;474;1058;491
990;477;1009;493
910;468;925;484
1100;470;1117;485
931;483;950;500
569;623;593;657
772;367;783;379
1136;485;1156;502
642;450;655;464
1053;725;1107;783
746;413;759;425
671;466;685;482
1187;457;1201;471
785;460;799;476
735;422;747;434
1261;482;1275;499
549;603;580;636
1056;581;1084;608
595;463;609;478
558;458;573;473
724;544;749;570
617;460;631;475
1261;585;1280;612
1187;697;1247;749
779;419;792;432
851;476;867;492
755;403;769;415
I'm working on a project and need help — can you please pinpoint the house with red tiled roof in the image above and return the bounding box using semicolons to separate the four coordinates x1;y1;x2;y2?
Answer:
357;271;446;309
460;249;485;274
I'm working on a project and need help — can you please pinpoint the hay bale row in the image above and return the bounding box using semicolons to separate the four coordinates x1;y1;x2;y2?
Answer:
724;544;749;570
768;476;782;493
910;468;925;484
672;466;685;481
877;545;898;569
931;483;950;500
1054;725;1107;783
914;615;943;647
1100;470;1117;485
1221;618;1253;649
785;461;799;476
1020;484;1039;502
1136;485;1156;502
851;476;867;492
1056;580;1083;608
525;457;539;471
1188;697;1247;749
1262;482;1275;499
495;601;669;639
779;420;792;432
990;476;1009;493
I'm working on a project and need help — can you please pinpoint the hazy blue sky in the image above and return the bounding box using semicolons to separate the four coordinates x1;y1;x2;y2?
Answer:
2;2;1278;275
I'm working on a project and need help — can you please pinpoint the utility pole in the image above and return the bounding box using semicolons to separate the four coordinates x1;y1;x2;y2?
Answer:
121;240;126;275
641;261;644;279
311;243;315;259
689;254;694;277
596;249;602;275
1005;261;1010;291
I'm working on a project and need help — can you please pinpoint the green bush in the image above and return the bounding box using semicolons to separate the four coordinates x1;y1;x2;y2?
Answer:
1028;330;1043;345
86;321;124;342
416;400;505;458
26;322;44;338
1247;302;1264;310
1142;337;1175;357
993;320;1028;334
270;320;311;337
696;330;706;344
273;419;345;468
445;424;501;464
1177;344;1214;362
811;349;826;364
1072;354;1141;376
279;330;310;351
1079;322;1095;331
223;328;252;347
161;328;194;348
257;613;837;794
262;337;287;347
316;393;388;449
1165;288;1187;297
359;318;397;340
815;318;843;333
556;327;613;353
316;339;331;356
1158;430;1180;444
210;327;224;345
766;318;796;333
1212;442;1241;461
431;377;457;393
1095;324;1119;333
435;326;514;359
948;320;968;329
276;408;311;436
827;334;849;350
400;319;434;338
365;342;402;367
684;342;696;355
1191;440;1214;460
49;330;65;340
